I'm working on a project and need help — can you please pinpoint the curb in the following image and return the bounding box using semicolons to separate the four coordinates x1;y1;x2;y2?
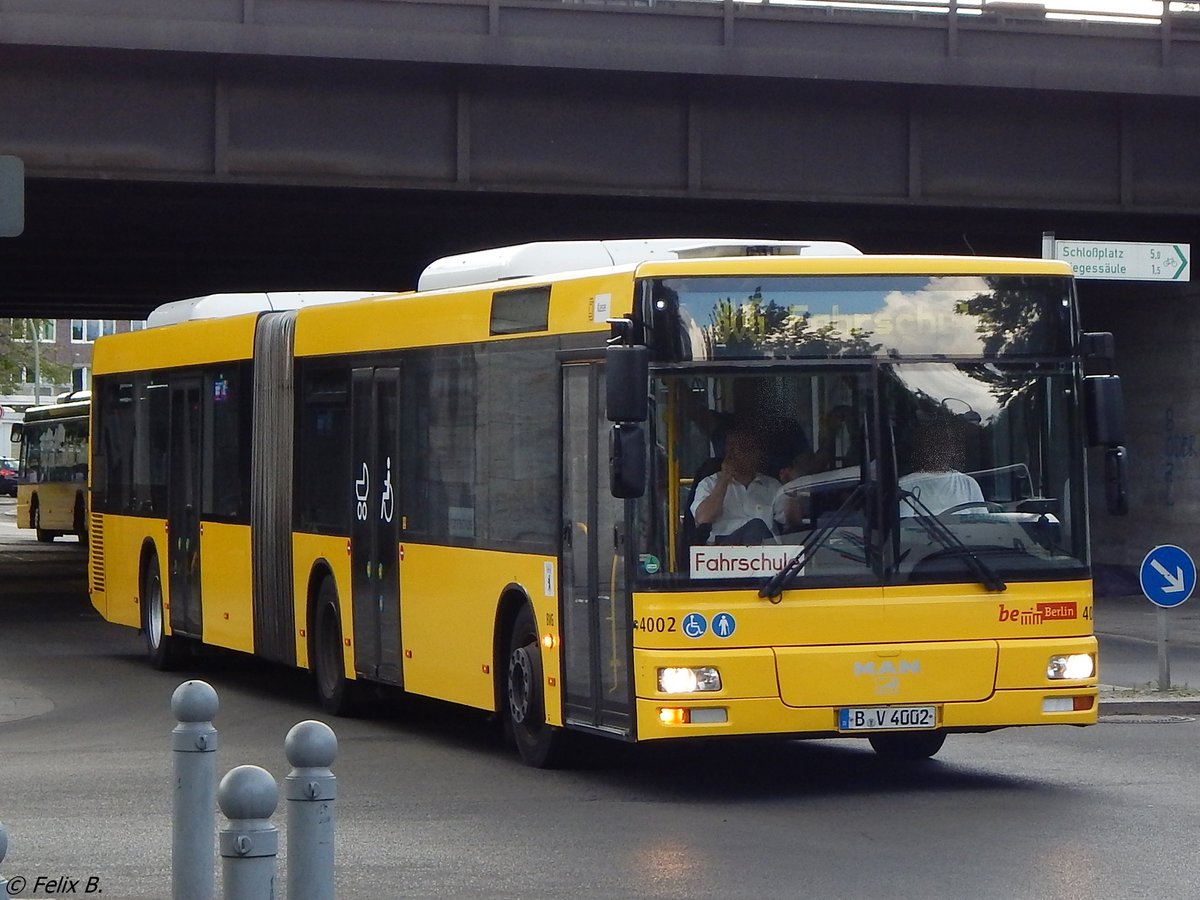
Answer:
1098;696;1200;716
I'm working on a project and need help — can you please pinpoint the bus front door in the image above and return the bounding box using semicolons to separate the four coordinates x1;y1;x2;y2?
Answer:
561;363;633;738
350;367;403;685
167;378;203;637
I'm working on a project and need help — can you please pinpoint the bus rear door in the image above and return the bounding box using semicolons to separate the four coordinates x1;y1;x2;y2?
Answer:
350;366;403;685
168;378;203;637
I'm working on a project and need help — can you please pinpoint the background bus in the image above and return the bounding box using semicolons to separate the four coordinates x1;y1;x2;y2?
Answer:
87;241;1126;767
13;393;91;543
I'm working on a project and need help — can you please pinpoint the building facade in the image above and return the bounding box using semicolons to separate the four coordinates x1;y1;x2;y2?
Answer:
2;317;145;409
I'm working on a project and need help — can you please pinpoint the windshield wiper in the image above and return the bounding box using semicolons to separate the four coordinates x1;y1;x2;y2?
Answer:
899;491;1007;593
759;481;871;601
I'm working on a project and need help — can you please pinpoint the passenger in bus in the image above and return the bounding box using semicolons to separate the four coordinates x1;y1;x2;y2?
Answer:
690;426;785;544
899;419;985;517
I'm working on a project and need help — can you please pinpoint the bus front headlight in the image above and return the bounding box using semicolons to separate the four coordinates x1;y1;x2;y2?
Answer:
657;666;722;694
1047;654;1094;680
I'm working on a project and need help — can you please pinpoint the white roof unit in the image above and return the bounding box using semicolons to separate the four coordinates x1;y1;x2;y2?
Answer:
417;238;862;292
146;290;394;328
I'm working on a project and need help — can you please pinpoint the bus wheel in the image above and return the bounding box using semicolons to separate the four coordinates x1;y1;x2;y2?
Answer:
312;578;354;716
868;731;946;761
73;493;88;546
143;553;183;670
31;501;55;543
505;604;565;768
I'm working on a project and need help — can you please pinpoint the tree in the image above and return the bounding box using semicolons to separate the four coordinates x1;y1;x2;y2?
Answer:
703;286;881;358
0;319;71;398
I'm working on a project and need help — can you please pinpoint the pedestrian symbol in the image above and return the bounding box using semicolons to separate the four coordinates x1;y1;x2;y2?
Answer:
682;613;707;639
712;612;736;639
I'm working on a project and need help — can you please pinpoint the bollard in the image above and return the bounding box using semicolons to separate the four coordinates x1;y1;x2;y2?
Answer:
218;765;279;900
284;721;338;900
172;680;220;900
0;820;8;894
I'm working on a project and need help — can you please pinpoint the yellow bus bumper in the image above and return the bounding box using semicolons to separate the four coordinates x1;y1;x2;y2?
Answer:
636;688;1098;741
633;638;1098;741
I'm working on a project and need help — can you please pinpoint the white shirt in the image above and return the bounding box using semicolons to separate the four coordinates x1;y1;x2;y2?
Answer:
898;470;985;517
690;472;784;541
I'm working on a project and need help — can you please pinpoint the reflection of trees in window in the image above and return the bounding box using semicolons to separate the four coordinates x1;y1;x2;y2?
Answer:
703;287;881;358
955;277;1067;359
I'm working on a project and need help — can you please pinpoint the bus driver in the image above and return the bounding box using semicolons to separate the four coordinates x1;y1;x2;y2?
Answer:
899;419;985;517
690;427;785;544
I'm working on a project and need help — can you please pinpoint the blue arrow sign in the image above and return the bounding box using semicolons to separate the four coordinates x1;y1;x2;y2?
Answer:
1139;545;1196;608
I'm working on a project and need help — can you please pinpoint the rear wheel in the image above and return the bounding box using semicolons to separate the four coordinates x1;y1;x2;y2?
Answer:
31;500;55;543
505;604;566;768
868;731;946;761
73;492;88;546
312;578;354;716
143;552;183;670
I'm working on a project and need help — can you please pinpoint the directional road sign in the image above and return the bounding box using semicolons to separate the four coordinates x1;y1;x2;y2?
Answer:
0;155;23;237
1052;240;1190;282
1139;545;1196;608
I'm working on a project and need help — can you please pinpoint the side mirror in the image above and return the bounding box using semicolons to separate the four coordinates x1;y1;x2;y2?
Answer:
1081;332;1116;363
609;423;646;498
1084;375;1125;447
1104;446;1129;516
606;345;649;423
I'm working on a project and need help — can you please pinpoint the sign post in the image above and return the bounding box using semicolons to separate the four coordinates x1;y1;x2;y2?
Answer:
1042;234;1190;282
0;155;24;238
1138;545;1196;692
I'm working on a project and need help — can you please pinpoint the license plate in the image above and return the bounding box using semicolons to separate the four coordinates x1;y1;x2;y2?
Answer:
838;705;937;731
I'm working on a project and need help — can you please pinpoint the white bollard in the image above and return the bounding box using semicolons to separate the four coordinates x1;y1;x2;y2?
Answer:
218;765;279;900
284;721;338;900
172;680;220;900
0;819;8;894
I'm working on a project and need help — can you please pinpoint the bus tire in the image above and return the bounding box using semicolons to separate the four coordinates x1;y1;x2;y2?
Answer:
143;552;183;671
31;499;55;543
505;604;566;768
311;577;354;716
868;731;946;761
73;492;88;545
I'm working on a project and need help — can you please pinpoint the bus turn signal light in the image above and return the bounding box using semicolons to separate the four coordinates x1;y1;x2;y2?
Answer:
659;707;689;725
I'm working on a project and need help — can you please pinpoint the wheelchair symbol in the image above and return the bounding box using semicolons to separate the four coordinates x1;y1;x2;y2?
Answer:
682;613;707;639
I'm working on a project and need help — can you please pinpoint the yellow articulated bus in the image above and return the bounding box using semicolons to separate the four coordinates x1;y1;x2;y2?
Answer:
88;240;1128;766
14;394;91;543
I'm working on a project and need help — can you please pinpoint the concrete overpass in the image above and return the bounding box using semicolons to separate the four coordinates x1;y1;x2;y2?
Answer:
2;0;1199;566
2;0;1200;318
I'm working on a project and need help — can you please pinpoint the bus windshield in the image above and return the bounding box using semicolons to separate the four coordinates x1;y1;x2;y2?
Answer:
631;362;1088;589
19;408;89;486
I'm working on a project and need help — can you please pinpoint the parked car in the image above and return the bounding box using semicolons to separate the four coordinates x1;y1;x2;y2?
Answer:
0;457;17;496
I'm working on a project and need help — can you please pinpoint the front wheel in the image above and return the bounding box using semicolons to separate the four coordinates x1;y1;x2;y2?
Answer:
868;731;946;761
311;578;354;716
505;604;566;768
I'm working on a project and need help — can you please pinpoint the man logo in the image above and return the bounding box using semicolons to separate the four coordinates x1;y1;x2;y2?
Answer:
853;660;921;677
854;659;921;696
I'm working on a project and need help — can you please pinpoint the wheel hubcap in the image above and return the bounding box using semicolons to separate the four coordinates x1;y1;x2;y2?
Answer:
147;583;162;649
509;645;533;724
317;605;339;695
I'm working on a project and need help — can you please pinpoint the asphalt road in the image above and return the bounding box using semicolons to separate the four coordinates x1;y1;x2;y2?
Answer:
1;498;1198;899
